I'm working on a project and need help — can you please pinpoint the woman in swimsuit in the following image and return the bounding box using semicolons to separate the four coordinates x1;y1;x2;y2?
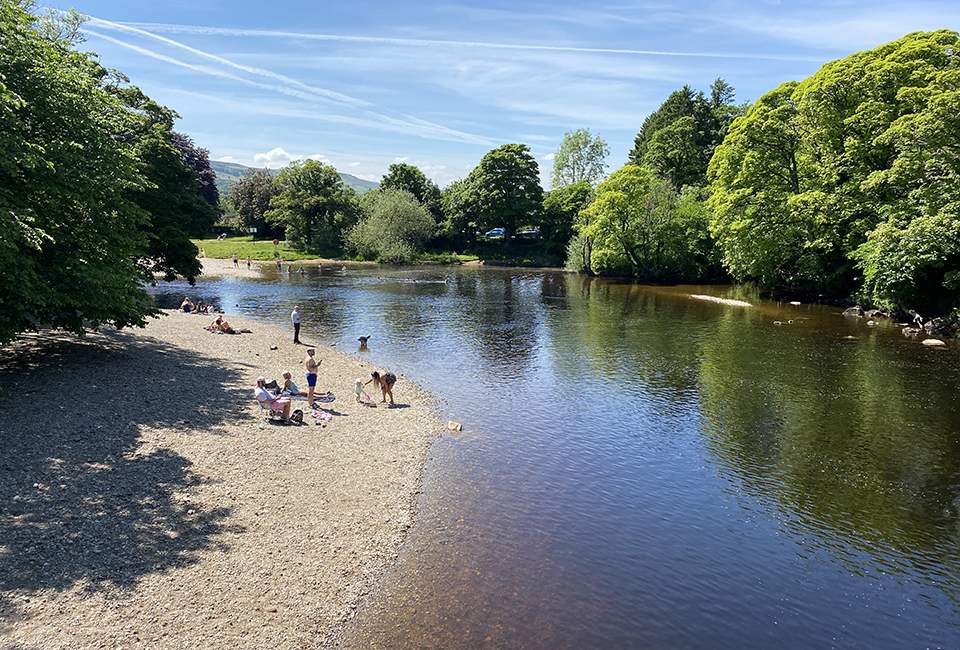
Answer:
365;370;396;404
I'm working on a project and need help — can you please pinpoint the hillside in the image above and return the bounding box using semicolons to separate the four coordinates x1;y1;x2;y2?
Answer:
210;160;379;196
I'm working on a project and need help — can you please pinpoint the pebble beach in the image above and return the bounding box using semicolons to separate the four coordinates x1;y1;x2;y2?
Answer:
0;298;443;648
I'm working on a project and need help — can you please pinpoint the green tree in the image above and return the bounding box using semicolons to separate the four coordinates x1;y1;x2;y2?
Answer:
708;30;960;306
116;86;218;282
542;180;593;257
172;131;219;210
630;80;744;190
458;144;543;240
380;162;442;223
550;128;609;189
439;178;474;246
228;167;279;236
347;188;436;262
0;0;154;342
266;159;358;254
577;165;676;277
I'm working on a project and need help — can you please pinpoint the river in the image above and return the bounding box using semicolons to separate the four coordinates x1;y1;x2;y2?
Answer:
152;263;960;649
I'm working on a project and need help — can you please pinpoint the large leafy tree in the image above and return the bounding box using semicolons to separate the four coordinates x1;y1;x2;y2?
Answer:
266;159;359;254
380;162;442;223
0;1;152;342
708;30;960;307
630;79;744;190
542;180;593;257
115;86;218;282
228;167;279;236
576;165;676;277
171;131;219;210
550;128;609;189
347;188;436;262
457;144;543;240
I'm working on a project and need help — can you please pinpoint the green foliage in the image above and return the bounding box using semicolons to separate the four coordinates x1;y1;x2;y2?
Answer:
439;178;474;245
630;79;745;190
550;128;610;189
116;87;218;282
172;131;219;210
194;237;301;261
578;166;675;276
228;167;279;236
709;30;960;308
346;188;436;262
265;159;359;255
380;163;442;223
542;180;593;256
453;144;544;240
575;165;723;281
0;0;155;342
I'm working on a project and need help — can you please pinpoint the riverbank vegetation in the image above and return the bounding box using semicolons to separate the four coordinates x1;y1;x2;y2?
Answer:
4;0;958;343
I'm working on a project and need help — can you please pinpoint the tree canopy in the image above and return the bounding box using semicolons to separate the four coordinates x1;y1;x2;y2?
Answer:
455;144;543;240
266;159;358;254
630;79;744;190
550;128;609;189
228;167;279;236
0;0;220;343
347;188;436;262
380;162;442;222
708;29;960;308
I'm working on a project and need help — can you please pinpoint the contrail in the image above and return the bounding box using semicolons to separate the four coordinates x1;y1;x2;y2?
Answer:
110;21;825;62
87;17;370;107
84;29;498;146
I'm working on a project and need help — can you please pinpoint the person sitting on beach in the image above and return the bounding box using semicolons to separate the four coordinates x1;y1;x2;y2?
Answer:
255;376;295;424
281;371;331;400
212;316;251;335
180;297;194;313
365;370;396;405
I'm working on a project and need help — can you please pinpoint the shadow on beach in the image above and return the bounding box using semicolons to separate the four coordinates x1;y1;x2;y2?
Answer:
0;329;250;630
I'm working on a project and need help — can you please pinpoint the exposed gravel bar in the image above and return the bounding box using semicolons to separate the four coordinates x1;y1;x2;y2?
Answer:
0;309;442;649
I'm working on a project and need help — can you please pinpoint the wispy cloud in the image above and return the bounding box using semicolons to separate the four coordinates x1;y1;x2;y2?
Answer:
110;21;825;62
83;17;499;146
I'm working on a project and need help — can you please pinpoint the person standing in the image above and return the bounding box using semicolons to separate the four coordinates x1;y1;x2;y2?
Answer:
291;305;302;344
232;253;238;268
304;348;320;408
246;255;251;270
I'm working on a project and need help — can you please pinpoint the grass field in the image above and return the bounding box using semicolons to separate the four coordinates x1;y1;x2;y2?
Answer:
194;237;306;261
194;236;549;266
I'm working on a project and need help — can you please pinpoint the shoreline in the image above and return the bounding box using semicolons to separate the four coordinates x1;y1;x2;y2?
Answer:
0;311;442;648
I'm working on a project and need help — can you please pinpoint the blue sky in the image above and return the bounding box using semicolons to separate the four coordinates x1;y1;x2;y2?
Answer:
56;1;960;189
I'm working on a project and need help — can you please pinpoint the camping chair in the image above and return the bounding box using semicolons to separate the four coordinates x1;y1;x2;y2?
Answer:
257;397;284;421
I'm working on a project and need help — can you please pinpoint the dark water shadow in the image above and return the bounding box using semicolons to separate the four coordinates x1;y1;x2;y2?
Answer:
0;329;253;632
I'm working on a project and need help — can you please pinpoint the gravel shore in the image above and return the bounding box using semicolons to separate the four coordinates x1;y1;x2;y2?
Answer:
0;310;442;649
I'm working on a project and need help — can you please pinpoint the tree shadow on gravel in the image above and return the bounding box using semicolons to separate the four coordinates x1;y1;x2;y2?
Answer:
0;328;255;632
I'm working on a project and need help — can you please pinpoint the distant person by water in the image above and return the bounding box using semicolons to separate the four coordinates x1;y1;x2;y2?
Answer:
246;256;251;270
292;305;301;345
232;253;238;268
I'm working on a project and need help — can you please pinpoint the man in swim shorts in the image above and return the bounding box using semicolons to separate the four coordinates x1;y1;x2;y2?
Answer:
304;348;320;408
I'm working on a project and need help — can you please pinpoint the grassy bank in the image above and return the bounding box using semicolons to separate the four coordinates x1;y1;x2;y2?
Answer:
195;236;304;261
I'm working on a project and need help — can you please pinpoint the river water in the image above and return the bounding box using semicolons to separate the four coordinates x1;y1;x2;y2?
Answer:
152;264;960;649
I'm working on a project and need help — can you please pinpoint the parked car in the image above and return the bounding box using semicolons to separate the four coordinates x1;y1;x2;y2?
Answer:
485;227;505;237
518;228;540;236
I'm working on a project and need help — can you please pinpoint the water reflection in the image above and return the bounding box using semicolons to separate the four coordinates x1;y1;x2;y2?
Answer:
149;267;960;648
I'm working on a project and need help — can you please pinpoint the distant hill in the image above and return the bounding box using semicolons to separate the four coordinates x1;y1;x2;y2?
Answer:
210;160;379;196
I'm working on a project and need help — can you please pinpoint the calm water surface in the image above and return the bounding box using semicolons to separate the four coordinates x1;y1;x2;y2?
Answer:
152;264;960;649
